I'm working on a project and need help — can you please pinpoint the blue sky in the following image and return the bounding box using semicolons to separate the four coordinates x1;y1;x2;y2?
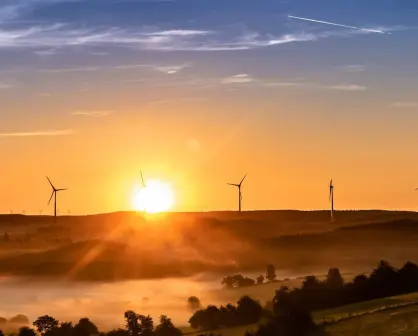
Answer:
2;0;418;214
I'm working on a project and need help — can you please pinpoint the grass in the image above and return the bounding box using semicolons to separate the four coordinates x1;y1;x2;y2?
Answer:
322;304;418;335
181;292;418;336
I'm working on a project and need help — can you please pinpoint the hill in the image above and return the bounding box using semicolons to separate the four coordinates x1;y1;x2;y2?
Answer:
0;210;417;280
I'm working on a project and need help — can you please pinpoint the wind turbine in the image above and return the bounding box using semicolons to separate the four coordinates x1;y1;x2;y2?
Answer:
140;171;146;189
228;174;247;212
329;179;334;222
46;176;67;224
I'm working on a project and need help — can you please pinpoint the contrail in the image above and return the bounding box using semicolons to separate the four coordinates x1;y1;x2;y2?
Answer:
288;15;390;34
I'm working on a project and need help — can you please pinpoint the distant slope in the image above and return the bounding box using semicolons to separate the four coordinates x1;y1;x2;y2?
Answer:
0;212;418;281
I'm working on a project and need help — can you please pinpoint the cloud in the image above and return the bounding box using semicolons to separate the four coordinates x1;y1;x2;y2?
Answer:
0;18;394;52
222;74;255;84
326;84;367;91
42;66;100;73
0;129;73;137
218;74;367;92
0;83;14;89
142;30;212;37
154;64;190;74
392;102;418;108
72;110;112;117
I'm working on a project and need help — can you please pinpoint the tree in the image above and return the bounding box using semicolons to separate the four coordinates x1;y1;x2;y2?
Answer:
256;275;264;285
236;295;263;324
139;315;154;336
187;296;202;311
124;310;141;336
326;268;344;288
154;315;181;336
189;306;220;330
302;275;321;290
18;327;38;336
0;330;4;336
107;329;129;336
266;265;276;282
33;315;59;335
74;318;99;336
57;322;74;336
221;276;234;289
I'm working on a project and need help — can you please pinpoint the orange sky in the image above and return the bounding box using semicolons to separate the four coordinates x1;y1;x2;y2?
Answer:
2;0;418;214
3;84;418;215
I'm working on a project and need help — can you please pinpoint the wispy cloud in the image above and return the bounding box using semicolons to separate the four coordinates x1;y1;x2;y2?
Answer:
218;74;367;92
222;74;254;84
0;83;14;89
392;102;418;108
326;84;367;91
154;64;190;74
0;129;73;138
72;110;112;117
0;19;393;52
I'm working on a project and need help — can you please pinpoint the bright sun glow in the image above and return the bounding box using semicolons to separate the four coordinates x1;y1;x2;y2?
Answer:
132;179;174;213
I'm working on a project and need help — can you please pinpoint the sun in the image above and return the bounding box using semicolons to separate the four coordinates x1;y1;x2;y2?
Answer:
132;179;174;213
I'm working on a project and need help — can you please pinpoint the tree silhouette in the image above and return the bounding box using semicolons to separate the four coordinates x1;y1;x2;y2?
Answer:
221;276;234;289
326;268;344;289
33;315;59;335
139;315;154;336
187;296;202;311
18;327;37;336
154;315;181;336
124;310;141;336
256;274;265;285
74;318;98;336
107;329;129;336
266;265;276;282
0;330;4;336
57;322;74;336
236;295;263;324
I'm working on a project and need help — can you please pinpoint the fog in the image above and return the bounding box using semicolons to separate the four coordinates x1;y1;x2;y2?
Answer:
0;276;224;331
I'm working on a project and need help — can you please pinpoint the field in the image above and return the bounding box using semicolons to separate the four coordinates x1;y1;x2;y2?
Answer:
183;292;418;336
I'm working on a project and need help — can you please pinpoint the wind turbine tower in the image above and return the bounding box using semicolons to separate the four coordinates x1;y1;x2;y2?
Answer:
228;174;247;212
46;176;67;224
329;179;334;222
140;171;146;189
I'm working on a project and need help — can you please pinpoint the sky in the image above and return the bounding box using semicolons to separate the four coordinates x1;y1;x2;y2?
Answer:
1;0;418;214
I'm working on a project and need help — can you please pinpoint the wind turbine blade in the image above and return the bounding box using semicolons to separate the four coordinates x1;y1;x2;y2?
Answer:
240;174;247;185
227;183;239;187
140;171;146;187
56;188;67;191
46;176;55;190
47;191;54;205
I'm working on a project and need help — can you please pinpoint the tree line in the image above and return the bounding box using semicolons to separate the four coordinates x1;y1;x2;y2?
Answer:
193;260;418;335
221;265;277;289
268;260;418;312
0;312;182;336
